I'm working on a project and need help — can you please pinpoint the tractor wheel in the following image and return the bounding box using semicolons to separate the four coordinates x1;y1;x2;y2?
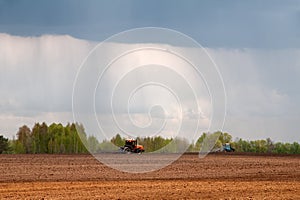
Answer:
123;147;131;154
136;149;142;154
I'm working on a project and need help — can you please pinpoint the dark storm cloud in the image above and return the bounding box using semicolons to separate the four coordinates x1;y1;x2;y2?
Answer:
0;0;299;48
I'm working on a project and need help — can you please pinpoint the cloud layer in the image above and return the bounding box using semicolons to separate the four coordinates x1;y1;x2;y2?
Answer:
0;33;299;142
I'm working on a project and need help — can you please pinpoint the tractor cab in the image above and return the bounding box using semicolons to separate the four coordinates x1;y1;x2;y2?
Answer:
125;139;137;148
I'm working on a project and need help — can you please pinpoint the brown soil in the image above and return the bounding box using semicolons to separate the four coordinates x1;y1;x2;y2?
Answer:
0;153;299;199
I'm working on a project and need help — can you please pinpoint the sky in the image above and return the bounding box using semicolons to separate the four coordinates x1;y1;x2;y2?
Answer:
0;0;300;143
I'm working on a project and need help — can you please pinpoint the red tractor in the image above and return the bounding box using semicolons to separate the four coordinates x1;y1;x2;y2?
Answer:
119;139;144;154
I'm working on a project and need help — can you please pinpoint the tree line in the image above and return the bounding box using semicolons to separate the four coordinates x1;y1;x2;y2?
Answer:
189;131;300;154
0;123;299;154
2;122;88;154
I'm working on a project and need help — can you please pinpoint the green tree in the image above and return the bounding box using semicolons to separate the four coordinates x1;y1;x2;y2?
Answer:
56;123;65;153
195;132;226;152
31;123;41;153
87;135;99;153
218;132;232;144
195;132;207;150
290;142;300;154
11;139;25;154
64;124;72;153
98;139;118;151
47;123;55;154
234;138;251;152
74;123;88;153
274;142;287;154
110;134;124;147
39;122;49;153
187;142;195;152
153;136;165;151
17;125;32;153
0;135;9;154
48;123;67;153
138;137;152;152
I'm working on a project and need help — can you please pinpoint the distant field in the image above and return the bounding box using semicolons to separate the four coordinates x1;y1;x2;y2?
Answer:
0;153;299;199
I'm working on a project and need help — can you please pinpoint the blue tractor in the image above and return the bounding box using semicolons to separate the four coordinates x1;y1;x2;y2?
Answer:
223;143;235;152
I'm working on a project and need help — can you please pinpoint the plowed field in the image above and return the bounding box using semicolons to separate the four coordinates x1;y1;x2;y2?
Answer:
0;153;299;199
